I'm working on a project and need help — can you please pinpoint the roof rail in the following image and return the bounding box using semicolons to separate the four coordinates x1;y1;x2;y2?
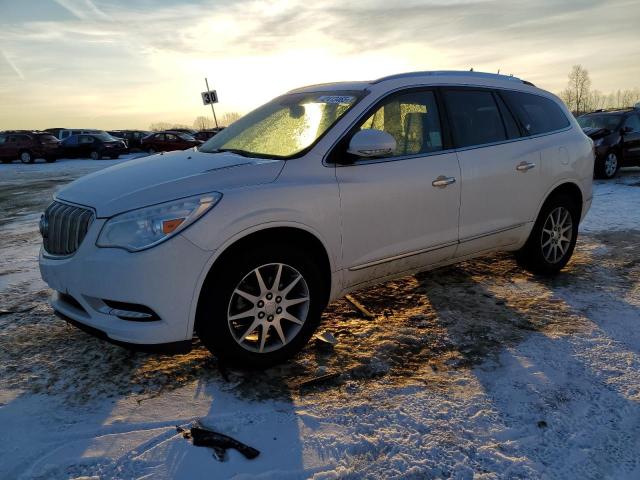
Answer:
372;70;525;85
585;107;637;115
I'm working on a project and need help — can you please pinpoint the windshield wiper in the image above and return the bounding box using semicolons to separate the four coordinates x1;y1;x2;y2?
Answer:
214;148;254;157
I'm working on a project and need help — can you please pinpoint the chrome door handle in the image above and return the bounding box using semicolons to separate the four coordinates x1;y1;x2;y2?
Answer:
432;175;456;188
516;161;536;172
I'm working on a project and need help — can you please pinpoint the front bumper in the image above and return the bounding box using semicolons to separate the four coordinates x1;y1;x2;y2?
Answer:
39;220;213;347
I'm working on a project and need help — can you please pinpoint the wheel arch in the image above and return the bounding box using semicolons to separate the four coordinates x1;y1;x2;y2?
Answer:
538;181;584;220
190;224;334;337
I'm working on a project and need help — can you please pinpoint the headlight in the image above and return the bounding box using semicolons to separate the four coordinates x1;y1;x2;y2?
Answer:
96;192;222;251
593;138;604;147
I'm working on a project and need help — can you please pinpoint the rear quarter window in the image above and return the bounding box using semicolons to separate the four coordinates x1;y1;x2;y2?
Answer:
502;91;569;135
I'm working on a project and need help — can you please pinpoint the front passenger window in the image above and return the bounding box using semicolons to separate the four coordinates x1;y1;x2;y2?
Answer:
358;90;443;157
624;115;640;132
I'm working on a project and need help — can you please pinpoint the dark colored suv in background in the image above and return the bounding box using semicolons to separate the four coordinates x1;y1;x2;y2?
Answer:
577;107;640;178
58;133;127;160
107;130;152;151
140;131;203;153
0;131;60;163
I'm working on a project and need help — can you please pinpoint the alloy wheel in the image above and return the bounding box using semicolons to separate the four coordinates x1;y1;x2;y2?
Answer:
604;152;618;178
227;263;310;353
541;206;573;264
20;151;32;163
90;151;100;160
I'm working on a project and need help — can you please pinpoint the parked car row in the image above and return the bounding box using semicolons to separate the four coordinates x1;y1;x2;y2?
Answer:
0;127;223;164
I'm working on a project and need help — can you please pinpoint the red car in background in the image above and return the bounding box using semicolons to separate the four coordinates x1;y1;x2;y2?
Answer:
141;131;203;154
0;131;60;163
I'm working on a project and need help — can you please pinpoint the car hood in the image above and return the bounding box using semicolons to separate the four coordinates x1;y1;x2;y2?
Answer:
582;127;611;139
56;149;285;217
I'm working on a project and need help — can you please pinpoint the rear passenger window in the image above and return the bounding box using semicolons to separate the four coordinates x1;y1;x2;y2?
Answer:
443;90;506;147
502;91;569;135
358;90;443;156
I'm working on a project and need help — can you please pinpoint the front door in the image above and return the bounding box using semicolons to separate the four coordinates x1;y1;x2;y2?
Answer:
622;113;640;163
334;89;461;288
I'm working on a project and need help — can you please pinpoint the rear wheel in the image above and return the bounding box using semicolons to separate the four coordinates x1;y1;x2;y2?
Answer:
19;151;33;164
595;151;619;179
515;193;580;275
147;147;156;155
196;243;327;368
90;150;101;160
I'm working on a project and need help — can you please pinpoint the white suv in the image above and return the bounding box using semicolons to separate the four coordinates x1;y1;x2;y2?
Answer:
39;71;594;366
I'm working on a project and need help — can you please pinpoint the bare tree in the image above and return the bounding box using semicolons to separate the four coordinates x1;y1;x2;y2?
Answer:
149;122;193;131
560;65;592;115
193;116;213;130
149;121;174;132
221;112;241;126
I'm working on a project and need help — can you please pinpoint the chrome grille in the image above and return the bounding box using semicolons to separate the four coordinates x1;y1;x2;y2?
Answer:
41;201;94;256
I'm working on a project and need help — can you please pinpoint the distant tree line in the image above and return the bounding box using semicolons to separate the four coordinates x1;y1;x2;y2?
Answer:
149;112;242;132
558;65;640;116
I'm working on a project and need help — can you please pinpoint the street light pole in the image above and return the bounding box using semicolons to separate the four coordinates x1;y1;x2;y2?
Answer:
205;77;219;129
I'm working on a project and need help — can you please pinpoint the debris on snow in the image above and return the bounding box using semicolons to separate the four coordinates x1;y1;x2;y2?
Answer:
345;294;374;319
296;372;341;389
177;423;260;462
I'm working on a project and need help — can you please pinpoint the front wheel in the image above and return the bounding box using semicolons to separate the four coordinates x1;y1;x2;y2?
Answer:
595;151;619;179
147;147;156;155
90;150;101;160
515;193;580;275
196;243;327;367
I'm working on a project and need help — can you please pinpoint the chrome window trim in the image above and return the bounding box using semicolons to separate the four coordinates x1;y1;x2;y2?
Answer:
323;83;573;168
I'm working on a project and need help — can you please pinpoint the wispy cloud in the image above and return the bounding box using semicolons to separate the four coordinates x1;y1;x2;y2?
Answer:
0;50;24;79
52;0;110;21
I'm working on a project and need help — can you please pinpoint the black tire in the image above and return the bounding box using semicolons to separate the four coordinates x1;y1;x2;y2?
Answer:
196;242;327;368
19;150;33;164
90;150;101;160
515;193;580;275
594;150;620;179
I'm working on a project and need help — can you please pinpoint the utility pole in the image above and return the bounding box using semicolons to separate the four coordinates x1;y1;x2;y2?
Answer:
205;77;219;129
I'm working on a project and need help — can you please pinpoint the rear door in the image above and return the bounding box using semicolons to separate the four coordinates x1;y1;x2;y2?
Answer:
335;88;461;287
622;113;640;163
78;135;95;157
443;88;542;256
0;134;13;159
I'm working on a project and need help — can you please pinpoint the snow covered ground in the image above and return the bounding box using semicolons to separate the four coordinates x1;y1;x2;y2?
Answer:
0;158;639;479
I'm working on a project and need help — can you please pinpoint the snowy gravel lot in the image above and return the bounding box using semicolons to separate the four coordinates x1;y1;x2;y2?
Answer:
0;156;639;479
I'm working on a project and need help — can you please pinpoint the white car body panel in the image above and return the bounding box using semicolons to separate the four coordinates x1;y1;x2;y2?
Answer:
39;71;594;348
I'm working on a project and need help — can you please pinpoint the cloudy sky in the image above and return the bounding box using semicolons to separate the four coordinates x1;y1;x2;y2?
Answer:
0;0;638;130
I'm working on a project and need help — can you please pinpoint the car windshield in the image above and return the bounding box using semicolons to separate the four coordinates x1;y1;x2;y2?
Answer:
93;132;119;142
577;114;622;131
199;90;364;158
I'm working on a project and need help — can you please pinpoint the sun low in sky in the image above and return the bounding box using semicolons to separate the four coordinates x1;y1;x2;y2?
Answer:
0;0;638;130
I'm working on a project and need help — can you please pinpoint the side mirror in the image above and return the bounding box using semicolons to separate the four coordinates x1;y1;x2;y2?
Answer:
347;129;396;158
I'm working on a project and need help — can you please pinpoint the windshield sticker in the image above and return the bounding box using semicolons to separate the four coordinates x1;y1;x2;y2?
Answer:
318;95;355;104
